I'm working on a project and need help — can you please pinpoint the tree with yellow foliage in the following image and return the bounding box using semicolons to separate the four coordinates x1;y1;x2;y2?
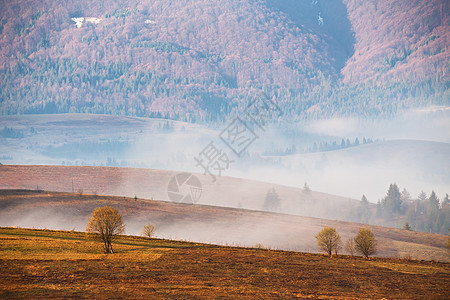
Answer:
86;206;125;254
315;226;342;256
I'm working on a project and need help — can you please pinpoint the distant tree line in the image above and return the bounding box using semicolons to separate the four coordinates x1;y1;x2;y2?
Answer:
305;137;376;153
347;183;449;235
264;183;449;235
262;137;377;156
1;126;24;138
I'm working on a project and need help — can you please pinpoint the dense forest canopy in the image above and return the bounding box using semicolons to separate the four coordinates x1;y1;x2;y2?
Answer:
0;0;448;122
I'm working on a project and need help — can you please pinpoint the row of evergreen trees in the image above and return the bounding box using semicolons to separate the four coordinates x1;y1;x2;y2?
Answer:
262;137;377;156
263;183;449;235
306;137;376;153
0;126;24;138
357;184;449;234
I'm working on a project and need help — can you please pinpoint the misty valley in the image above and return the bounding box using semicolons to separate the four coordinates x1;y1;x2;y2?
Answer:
0;0;449;298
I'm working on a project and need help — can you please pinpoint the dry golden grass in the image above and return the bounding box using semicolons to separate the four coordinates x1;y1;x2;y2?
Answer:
0;227;449;299
1;189;448;262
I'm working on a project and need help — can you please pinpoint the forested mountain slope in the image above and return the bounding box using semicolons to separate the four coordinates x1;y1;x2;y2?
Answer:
342;0;449;83
0;0;448;120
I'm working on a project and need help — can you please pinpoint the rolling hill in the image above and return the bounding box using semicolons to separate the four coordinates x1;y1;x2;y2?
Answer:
0;164;362;221
273;139;450;204
0;0;448;119
0;190;448;262
1;113;449;235
1;113;448;203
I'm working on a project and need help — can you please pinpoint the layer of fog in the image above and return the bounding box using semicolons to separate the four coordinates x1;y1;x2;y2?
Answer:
0;201;320;253
304;107;450;143
1;107;449;204
124;107;450;203
1;199;447;261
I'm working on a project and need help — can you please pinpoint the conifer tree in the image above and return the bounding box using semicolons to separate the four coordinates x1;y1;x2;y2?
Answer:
382;183;402;217
263;188;280;211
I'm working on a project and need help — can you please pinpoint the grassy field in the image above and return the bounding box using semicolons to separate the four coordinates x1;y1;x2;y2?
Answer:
0;227;449;299
0;190;448;262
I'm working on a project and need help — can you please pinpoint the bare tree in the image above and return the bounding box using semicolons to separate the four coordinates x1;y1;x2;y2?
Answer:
345;238;355;256
315;226;342;256
334;240;342;255
86;206;125;254
354;227;377;258
142;223;155;238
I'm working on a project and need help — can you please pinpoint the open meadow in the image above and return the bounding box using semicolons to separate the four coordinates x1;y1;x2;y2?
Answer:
1;227;449;299
0;190;448;262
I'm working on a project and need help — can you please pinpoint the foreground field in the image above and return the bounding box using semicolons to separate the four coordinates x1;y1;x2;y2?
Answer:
0;227;449;299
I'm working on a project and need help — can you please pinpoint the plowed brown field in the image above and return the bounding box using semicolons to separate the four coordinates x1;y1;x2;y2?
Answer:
0;227;449;299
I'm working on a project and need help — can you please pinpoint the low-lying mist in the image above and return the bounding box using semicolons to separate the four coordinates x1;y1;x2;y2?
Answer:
1;191;448;261
125;107;450;202
0;107;449;204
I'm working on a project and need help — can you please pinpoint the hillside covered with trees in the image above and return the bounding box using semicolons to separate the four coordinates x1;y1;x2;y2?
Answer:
0;0;448;121
344;184;450;235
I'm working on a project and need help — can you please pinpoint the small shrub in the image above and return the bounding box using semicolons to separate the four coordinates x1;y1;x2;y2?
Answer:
254;243;264;249
403;222;412;231
142;224;155;238
403;254;413;261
